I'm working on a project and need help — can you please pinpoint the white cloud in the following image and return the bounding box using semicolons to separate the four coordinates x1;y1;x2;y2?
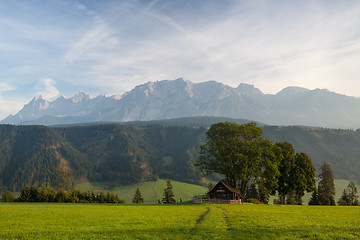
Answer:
35;78;60;99
0;83;26;119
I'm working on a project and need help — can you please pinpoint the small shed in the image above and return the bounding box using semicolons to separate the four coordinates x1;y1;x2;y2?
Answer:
208;180;241;203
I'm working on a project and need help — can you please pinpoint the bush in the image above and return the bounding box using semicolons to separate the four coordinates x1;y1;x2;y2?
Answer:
1;191;16;202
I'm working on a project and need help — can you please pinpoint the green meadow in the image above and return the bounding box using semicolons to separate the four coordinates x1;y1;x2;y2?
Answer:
75;179;209;204
1;203;360;239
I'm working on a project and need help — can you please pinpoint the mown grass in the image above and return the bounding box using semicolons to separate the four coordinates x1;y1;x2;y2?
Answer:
1;203;359;239
223;204;360;239
0;203;207;239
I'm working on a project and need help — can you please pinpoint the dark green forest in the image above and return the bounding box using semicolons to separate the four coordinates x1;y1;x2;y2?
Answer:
0;117;359;193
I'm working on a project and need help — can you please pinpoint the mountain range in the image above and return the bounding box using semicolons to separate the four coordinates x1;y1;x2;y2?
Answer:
2;78;360;129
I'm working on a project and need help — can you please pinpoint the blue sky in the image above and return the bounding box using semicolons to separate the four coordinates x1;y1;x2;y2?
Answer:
1;0;360;119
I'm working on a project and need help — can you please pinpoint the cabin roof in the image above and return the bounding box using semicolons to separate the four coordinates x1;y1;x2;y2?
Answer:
210;180;241;194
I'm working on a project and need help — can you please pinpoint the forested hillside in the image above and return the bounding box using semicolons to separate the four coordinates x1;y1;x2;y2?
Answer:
263;126;360;180
57;124;205;185
0;117;360;193
0;125;92;192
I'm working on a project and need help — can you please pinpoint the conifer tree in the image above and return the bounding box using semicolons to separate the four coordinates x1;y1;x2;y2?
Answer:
317;162;335;205
338;181;359;206
18;186;31;202
162;180;176;204
308;189;319;205
132;188;144;204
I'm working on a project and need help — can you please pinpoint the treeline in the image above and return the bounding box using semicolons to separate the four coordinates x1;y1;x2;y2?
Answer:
0;184;125;203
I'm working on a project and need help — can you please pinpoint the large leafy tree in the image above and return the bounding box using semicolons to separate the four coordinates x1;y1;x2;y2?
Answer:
195;122;280;199
292;153;316;204
317;162;335;205
256;139;282;203
276;142;296;204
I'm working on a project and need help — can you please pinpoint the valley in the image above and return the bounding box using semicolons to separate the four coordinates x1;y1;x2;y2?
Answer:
1;117;360;194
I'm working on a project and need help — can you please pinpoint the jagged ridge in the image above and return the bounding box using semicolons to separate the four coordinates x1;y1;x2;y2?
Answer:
2;78;360;129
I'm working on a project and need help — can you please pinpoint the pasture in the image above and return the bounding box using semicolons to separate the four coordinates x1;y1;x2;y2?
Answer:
75;179;208;204
1;203;359;239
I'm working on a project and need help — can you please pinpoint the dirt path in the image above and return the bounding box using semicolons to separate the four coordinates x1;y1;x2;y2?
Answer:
216;206;232;233
189;207;210;234
186;206;231;240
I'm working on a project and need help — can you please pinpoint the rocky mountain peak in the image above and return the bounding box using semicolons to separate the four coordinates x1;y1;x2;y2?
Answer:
276;86;309;96
237;83;263;96
71;92;91;103
2;79;360;129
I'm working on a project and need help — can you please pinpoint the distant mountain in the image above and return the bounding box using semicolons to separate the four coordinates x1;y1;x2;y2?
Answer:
2;78;360;128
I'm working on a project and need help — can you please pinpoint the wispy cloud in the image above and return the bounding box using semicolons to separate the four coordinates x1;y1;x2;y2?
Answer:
0;83;25;119
63;3;116;63
35;78;60;99
63;1;360;96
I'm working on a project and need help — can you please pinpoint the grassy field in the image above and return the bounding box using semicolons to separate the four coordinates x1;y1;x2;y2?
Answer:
1;203;359;239
75;179;208;204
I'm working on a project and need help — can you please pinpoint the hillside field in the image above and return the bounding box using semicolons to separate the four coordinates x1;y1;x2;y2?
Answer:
1;203;359;239
74;179;209;204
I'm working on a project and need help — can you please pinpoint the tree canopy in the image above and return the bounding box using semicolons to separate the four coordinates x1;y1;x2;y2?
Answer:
195;122;281;198
196;122;316;204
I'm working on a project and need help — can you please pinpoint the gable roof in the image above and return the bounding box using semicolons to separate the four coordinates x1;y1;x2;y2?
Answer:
210;180;240;194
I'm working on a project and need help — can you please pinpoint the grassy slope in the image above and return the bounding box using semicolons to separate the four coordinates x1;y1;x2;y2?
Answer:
75;179;208;204
1;203;360;239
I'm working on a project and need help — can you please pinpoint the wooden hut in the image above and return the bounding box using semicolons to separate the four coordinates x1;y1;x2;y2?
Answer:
192;180;241;204
209;180;241;203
